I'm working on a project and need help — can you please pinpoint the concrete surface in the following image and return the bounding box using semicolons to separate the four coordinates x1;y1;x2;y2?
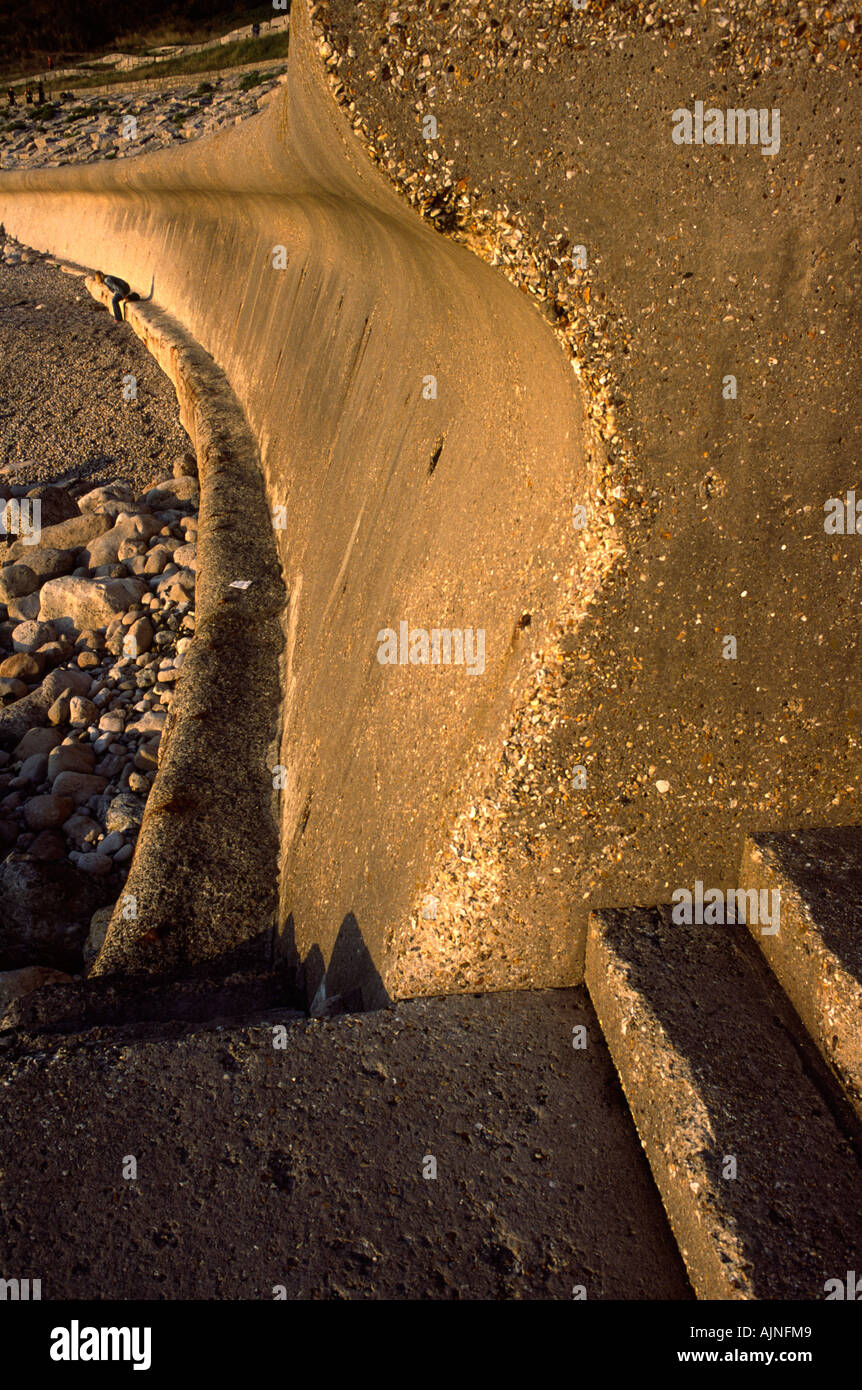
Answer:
742;827;862;1121
78;276;286;982
315;0;862;984
586;904;862;1300
0;0;592;1002
0;988;692;1300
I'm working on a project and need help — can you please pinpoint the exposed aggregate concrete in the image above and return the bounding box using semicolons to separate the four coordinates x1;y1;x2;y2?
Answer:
313;0;862;989
0;988;692;1300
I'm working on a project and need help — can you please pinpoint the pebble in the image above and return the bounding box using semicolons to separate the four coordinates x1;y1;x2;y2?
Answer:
69;695;98;726
71;850;112;876
23;793;75;832
62;814;102;850
0;197;197;977
96;830;125;857
104;792;145;834
124;616;154;655
48;692;73;724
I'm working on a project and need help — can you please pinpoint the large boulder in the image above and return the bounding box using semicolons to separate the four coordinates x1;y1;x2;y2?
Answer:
80;514;161;570
11;620;58;652
144;476;199;509
9;547;76;584
77;483;134;510
0;565;39;603
5;512;111;563
1;492;74;549
18;485;79;528
0;667;92;747
38;576;148;634
5;593;41;622
40;667;92;703
0;652;44;682
0;690;52;746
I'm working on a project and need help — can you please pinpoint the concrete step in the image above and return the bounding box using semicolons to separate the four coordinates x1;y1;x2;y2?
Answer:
742;828;862;1121
585;904;862;1300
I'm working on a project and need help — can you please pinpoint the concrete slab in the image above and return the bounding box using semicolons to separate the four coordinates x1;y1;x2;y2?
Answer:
0;989;691;1299
742;828;862;1121
586;905;862;1300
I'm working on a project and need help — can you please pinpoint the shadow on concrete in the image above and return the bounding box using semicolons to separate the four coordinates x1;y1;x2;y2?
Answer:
2;925;301;1038
591;904;862;1297
282;909;390;1014
6;905;392;1040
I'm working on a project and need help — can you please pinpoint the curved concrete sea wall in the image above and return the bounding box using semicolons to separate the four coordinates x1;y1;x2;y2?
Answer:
0;1;587;1004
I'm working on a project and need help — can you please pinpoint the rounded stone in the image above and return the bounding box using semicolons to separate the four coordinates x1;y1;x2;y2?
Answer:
11;620;58;653
0;652;44;682
24;792;75;831
0;565;39;603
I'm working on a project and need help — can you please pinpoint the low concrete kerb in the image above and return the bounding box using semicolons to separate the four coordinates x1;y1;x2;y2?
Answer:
82;275;286;981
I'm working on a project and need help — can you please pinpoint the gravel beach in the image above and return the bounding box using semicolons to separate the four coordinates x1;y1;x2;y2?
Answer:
0;243;199;987
0;68;285;172
0;248;191;492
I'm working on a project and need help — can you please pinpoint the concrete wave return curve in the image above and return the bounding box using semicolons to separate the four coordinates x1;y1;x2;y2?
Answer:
0;0;590;1008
